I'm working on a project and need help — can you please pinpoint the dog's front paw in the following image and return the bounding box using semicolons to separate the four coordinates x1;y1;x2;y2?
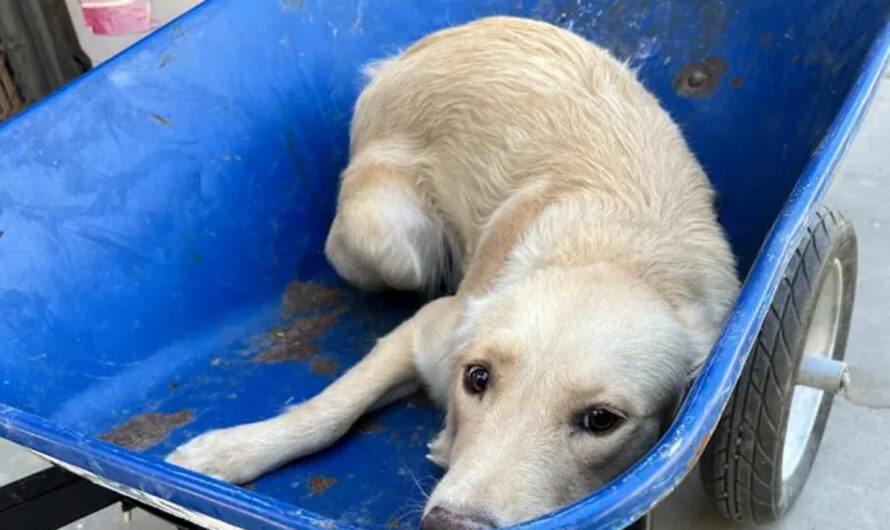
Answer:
166;424;275;484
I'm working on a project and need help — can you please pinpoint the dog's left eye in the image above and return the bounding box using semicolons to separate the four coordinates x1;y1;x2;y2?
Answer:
580;408;622;434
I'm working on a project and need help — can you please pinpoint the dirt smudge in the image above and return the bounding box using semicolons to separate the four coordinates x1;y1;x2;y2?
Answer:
307;475;337;495
99;410;193;451
310;355;339;375
280;0;304;11
150;113;171;127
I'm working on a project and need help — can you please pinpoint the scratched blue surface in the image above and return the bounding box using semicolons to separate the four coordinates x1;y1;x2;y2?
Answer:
1;0;889;528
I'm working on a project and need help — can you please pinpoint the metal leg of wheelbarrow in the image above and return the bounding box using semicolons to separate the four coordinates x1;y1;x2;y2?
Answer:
0;466;202;530
120;498;203;530
0;466;119;529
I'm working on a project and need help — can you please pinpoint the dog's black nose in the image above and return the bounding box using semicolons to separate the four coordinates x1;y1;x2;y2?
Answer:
421;506;497;530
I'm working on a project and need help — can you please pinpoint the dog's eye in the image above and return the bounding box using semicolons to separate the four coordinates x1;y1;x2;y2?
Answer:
580;408;621;434
463;365;489;394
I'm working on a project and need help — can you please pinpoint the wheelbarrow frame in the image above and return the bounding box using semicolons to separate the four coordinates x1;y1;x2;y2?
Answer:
1;3;889;530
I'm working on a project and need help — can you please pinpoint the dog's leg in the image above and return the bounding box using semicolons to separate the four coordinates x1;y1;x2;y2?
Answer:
324;158;460;295
166;296;461;484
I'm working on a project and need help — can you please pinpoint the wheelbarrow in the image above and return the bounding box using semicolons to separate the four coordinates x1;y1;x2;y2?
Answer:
1;1;888;528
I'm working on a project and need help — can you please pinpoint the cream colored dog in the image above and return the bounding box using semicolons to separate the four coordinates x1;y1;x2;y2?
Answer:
167;16;738;528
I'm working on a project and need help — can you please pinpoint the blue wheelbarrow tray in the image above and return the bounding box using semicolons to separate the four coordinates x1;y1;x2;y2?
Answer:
1;1;889;529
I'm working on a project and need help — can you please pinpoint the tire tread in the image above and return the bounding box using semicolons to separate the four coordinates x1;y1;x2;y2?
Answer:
700;206;856;523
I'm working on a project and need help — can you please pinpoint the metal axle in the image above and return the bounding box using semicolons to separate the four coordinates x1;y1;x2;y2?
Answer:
796;356;849;394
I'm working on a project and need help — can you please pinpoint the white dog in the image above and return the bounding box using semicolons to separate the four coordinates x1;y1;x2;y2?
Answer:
168;16;738;528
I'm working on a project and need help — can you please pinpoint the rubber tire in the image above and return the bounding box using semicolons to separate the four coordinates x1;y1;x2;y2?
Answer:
700;206;857;523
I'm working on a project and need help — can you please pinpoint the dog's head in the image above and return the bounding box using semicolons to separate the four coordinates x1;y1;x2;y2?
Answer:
421;264;709;528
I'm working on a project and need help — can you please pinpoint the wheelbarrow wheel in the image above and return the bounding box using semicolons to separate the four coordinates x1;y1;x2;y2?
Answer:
700;206;856;523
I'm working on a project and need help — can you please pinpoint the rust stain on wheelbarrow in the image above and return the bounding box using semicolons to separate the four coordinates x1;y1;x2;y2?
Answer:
281;281;343;318
253;281;347;364
253;309;345;363
99;410;193;451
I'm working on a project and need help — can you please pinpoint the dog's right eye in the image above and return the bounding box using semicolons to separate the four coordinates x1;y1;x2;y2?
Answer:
463;365;490;395
579;407;622;434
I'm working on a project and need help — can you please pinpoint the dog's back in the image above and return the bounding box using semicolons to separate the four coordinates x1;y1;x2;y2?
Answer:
327;16;736;331
351;16;695;235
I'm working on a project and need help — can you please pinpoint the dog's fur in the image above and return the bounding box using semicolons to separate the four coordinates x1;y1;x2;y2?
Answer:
167;17;738;528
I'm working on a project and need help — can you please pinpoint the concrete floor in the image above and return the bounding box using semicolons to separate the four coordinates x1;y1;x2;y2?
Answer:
2;5;889;528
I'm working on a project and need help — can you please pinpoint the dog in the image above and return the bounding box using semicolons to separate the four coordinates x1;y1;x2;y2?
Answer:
167;16;738;528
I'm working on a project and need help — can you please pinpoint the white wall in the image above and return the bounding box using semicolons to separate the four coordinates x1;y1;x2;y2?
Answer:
64;0;204;64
